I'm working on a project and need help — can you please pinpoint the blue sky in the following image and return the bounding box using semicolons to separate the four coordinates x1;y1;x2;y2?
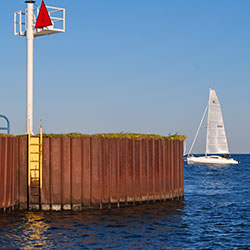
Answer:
0;0;250;153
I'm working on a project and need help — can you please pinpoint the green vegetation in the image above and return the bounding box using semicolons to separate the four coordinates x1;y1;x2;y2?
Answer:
41;133;186;141
1;133;185;141
0;133;186;141
0;134;14;137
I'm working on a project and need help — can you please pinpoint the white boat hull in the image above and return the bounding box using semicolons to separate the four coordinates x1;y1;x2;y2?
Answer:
187;155;238;165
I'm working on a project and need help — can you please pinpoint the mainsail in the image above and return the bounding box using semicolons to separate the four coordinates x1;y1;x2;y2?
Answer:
206;89;229;154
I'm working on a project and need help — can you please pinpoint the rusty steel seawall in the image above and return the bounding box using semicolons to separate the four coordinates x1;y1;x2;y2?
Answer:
41;137;184;210
0;136;28;211
0;136;184;211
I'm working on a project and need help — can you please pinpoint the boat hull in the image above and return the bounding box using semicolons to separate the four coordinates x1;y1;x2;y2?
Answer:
187;155;238;165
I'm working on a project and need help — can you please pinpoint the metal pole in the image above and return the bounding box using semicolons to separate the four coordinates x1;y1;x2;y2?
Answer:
26;1;35;134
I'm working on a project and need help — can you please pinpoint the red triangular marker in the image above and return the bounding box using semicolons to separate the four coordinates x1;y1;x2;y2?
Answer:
35;0;52;29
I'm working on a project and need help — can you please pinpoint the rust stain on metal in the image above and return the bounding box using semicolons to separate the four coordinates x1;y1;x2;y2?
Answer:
119;138;127;203
139;140;143;202
71;138;82;205
180;141;184;197
41;138;50;207
147;139;154;201
110;139;118;204
126;139;133;203
166;140;171;199
91;138;101;205
0;137;19;210
154;139;160;200
18;137;28;208
134;140;141;202
50;138;62;206
0;138;7;209
161;140;166;200
82;138;91;206
0;136;184;211
177;141;181;197
141;139;148;202
13;137;18;207
158;139;164;200
61;137;71;206
102;138;110;205
7;138;13;208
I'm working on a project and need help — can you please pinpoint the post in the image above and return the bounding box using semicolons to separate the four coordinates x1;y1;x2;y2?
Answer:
15;1;65;134
26;1;35;134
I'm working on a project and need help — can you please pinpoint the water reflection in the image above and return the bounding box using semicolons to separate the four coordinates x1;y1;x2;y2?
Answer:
20;212;53;249
0;201;185;249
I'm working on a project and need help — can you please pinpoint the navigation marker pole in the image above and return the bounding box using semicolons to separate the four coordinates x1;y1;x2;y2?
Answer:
14;1;65;134
26;1;35;134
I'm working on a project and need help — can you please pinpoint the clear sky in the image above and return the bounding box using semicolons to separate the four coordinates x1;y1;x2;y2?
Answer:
0;0;250;153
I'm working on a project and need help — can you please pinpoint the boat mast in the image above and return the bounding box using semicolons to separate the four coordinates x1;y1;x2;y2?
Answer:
188;105;208;156
205;89;212;156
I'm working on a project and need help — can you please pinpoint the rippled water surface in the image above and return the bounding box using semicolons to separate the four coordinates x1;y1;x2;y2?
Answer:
0;154;249;249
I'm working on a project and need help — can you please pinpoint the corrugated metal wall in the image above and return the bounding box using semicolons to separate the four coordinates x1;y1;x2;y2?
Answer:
0;136;184;211
0;136;27;211
41;137;184;210
0;137;16;210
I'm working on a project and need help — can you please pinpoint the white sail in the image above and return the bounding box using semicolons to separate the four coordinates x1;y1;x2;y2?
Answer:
187;88;238;165
206;89;229;154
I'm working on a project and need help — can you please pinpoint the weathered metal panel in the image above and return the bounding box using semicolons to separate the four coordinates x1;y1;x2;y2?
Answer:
165;140;171;199
146;140;150;201
50;138;62;207
71;138;82;207
3;137;8;209
0;138;2;208
13;137;18;207
0;137;6;209
91;138;101;205
161;140;166;200
102;138;110;205
172;141;176;198
134;140;141;202
0;137;17;210
141;139;148;201
82;138;91;206
181;141;184;197
110;139;118;204
0;135;185;211
18;137;28;208
170;140;174;199
178;141;181;198
173;141;177;198
61;138;71;207
126;139;134;202
119;139;127;203
159;139;164;200
154;139;161;200
139;140;143;201
5;138;10;208
176;140;180;198
147;139;154;201
41;138;50;208
179;141;184;197
6;138;13;208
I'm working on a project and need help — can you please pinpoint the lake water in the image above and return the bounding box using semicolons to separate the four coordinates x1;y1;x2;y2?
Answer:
0;154;249;249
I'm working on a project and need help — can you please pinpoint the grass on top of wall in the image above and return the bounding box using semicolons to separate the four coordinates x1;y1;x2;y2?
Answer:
2;133;185;141
0;134;15;137
41;133;186;141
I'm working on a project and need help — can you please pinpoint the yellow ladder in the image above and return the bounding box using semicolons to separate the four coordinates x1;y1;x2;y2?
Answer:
28;120;43;209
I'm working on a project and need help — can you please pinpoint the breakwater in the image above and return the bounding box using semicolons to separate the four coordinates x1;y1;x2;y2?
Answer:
0;135;184;211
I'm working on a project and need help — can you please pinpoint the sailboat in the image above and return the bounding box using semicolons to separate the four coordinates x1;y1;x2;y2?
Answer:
187;88;238;165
